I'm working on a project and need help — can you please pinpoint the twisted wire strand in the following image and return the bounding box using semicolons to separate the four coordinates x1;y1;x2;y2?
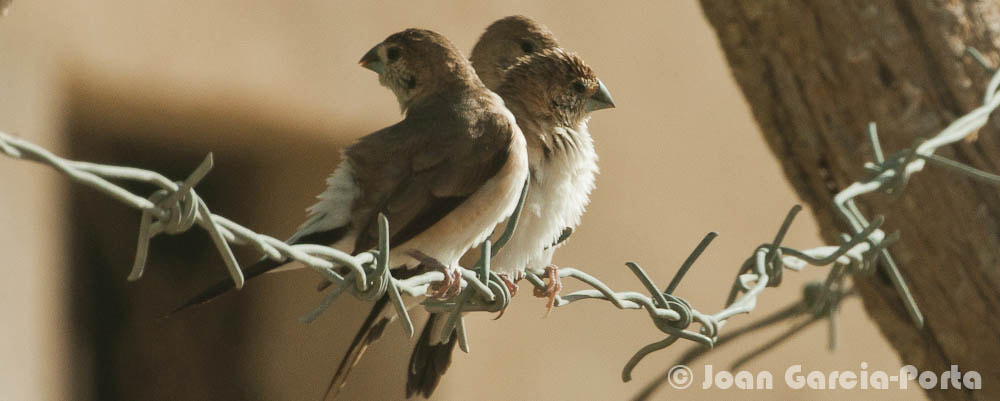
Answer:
628;51;1000;399
1;59;998;389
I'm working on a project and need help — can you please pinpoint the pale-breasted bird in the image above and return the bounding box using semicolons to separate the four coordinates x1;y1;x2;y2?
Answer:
169;28;528;399
404;17;558;398
469;15;560;91
466;15;582;300
405;18;614;399
489;47;612;300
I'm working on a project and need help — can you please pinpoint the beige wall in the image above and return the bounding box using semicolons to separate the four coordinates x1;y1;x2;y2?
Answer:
0;1;921;400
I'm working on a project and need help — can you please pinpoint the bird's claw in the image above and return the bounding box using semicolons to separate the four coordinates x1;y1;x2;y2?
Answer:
498;272;523;297
430;266;463;299
533;265;562;317
492;272;523;320
407;249;463;299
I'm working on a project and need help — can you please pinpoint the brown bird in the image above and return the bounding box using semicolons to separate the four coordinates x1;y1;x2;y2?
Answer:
169;28;528;399
467;15;580;299
488;47;612;300
470;15;560;91
315;28;530;400
404;17;561;399
407;18;614;398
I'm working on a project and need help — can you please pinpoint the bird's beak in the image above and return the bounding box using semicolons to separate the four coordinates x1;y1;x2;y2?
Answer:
359;45;384;74
585;79;615;112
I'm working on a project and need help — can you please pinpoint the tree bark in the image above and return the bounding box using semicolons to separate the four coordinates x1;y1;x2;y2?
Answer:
700;1;1000;399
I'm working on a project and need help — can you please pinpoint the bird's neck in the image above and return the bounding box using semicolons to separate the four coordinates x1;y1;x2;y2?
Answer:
517;111;592;161
401;69;484;113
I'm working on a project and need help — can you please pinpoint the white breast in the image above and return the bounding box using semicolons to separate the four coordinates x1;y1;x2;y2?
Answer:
491;122;598;275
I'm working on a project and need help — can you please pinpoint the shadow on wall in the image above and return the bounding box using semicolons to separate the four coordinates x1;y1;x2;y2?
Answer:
63;76;352;401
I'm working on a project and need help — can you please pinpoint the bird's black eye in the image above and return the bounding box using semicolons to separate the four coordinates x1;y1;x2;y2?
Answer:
387;47;401;62
572;81;587;94
520;40;535;53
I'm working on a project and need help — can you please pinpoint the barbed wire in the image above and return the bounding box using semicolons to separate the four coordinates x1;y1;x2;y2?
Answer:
630;50;1000;399
1;52;999;394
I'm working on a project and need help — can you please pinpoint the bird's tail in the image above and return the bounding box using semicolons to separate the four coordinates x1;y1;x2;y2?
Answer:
168;258;285;315
406;313;458;399
324;296;391;400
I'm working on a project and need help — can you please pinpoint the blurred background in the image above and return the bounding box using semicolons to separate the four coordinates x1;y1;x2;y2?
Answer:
0;1;921;400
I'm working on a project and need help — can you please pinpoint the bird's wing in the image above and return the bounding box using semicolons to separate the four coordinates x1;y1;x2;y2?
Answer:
325;99;517;398
173;99;516;312
346;104;514;254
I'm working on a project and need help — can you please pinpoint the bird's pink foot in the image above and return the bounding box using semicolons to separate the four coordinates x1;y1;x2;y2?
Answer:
493;272;523;320
407;250;462;299
533;265;562;316
432;266;463;299
498;272;523;297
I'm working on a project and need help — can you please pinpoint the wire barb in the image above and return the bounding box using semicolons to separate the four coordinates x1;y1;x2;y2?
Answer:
2;61;999;395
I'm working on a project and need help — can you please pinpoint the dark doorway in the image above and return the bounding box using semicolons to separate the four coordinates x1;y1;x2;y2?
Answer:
63;78;353;401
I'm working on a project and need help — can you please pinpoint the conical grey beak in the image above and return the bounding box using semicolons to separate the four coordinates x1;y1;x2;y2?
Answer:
359;45;384;74
585;79;615;112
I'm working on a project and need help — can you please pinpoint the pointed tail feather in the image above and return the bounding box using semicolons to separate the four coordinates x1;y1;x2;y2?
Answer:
324;296;391;400
406;313;457;399
169;258;285;315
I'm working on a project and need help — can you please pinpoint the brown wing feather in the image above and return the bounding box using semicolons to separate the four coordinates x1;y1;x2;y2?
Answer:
324;267;426;399
406;313;457;399
322;93;515;397
169;226;350;315
324;297;391;400
346;96;513;253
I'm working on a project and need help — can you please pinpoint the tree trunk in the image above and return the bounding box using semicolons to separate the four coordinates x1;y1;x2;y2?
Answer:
700;1;1000;399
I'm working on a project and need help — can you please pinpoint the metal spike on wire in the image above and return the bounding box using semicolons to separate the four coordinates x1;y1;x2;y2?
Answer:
2;56;1000;393
629;50;1000;400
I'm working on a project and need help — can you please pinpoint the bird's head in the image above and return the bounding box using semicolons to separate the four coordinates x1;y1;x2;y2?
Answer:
360;28;478;112
497;48;615;128
470;15;560;91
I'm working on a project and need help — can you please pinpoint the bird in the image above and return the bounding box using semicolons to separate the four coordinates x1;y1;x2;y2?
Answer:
466;15;574;299
403;17;558;399
169;28;528;399
488;47;613;308
406;18;615;398
469;15;560;91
